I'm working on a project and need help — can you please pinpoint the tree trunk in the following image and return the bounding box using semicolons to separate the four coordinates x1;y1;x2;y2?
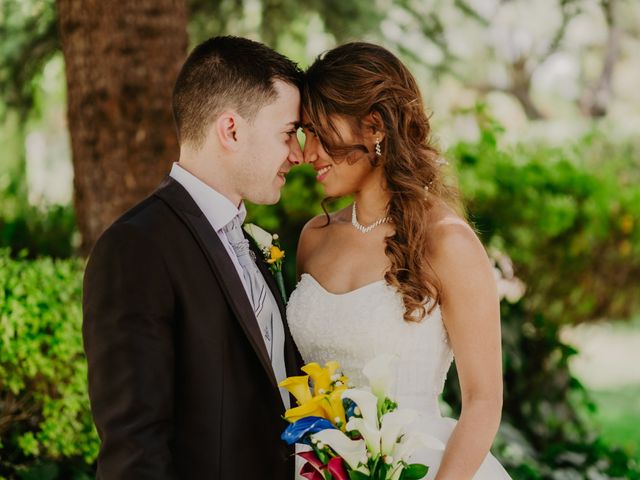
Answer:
509;58;545;121
580;0;620;117
57;0;188;255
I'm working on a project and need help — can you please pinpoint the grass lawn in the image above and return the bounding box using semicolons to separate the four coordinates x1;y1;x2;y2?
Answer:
590;383;640;460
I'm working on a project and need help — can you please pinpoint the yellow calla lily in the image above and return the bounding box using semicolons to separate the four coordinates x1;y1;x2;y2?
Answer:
325;361;341;377
283;396;327;422
278;375;312;405
267;245;285;264
302;362;332;395
337;375;350;387
321;385;348;429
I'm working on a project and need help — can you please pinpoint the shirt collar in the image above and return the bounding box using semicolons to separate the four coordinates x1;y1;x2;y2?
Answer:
169;163;246;231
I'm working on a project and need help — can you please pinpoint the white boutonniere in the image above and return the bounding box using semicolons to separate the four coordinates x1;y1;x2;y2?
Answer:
244;223;287;303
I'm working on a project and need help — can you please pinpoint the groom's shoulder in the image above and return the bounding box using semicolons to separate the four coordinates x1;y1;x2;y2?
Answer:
113;193;171;230
96;183;184;247
91;195;168;252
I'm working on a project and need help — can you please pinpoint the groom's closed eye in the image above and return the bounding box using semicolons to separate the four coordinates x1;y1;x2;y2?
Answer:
283;121;300;137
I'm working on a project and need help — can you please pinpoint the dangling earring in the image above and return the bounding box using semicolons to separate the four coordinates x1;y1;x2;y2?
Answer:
375;137;382;156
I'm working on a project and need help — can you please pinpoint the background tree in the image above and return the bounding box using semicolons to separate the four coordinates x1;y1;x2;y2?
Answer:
390;0;628;120
56;0;188;254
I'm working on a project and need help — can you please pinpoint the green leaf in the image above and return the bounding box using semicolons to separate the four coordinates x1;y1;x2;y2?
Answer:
348;471;370;480
399;463;429;480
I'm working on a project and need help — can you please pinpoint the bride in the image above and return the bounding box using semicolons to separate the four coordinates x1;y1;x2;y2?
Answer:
286;42;511;479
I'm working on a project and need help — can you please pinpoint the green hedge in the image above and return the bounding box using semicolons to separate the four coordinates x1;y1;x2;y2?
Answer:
0;175;77;259
0;250;96;479
452;112;640;325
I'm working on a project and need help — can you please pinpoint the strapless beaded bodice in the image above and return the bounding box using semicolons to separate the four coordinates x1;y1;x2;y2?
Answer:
286;274;453;416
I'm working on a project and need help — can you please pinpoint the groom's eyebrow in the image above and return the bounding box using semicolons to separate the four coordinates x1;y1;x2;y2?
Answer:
283;120;301;129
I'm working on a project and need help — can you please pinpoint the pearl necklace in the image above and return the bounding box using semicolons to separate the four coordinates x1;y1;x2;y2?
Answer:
351;201;391;233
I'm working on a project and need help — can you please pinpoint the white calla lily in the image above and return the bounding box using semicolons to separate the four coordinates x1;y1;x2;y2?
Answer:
311;429;369;473
379;409;418;455
346;416;382;456
390;432;445;480
243;223;273;251
390;464;405;480
342;388;379;428
362;353;398;402
392;431;445;464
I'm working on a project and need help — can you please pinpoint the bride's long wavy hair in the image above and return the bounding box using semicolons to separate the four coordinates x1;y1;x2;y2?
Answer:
303;42;462;322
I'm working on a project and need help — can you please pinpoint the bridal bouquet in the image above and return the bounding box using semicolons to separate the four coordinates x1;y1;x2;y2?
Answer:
279;355;440;480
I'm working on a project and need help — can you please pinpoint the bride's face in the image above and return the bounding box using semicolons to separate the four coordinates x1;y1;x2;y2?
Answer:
301;114;377;197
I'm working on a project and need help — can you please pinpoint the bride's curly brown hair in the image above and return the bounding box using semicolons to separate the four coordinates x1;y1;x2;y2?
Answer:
303;42;463;322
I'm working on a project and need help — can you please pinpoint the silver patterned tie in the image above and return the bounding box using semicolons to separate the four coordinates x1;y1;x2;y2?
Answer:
223;215;289;408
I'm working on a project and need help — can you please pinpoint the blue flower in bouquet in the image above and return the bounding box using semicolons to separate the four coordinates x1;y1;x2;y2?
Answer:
281;416;336;445
343;397;358;421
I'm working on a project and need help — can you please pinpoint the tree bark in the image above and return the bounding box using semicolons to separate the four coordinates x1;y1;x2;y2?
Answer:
57;0;188;255
509;58;546;121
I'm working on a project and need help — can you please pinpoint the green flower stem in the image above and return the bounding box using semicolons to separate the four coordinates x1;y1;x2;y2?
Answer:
275;270;287;304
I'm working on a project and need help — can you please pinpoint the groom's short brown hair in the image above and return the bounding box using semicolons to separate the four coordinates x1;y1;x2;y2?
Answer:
172;36;302;148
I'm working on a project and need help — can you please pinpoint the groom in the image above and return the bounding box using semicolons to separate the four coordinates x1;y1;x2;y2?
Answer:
83;36;303;479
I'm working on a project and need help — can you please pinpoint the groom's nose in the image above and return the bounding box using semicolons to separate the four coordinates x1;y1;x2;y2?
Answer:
287;135;303;165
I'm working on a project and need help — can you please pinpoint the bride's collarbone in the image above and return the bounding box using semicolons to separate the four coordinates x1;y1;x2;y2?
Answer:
308;240;387;269
318;224;390;250
305;251;389;294
303;222;390;288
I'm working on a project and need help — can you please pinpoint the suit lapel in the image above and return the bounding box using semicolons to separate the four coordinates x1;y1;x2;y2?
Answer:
154;178;279;391
249;240;286;318
250;237;303;375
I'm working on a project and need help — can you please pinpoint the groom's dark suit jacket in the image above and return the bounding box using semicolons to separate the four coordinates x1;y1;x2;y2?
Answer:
83;177;301;479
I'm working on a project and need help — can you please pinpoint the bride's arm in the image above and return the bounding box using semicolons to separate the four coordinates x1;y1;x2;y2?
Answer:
430;220;503;480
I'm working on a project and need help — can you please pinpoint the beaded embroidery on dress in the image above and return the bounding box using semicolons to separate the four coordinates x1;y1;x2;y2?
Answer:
286;273;511;479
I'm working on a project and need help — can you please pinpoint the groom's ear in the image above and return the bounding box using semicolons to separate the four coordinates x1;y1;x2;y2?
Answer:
215;111;242;152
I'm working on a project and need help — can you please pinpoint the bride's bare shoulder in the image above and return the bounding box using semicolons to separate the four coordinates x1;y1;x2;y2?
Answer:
427;203;489;274
300;205;350;240
297;207;348;270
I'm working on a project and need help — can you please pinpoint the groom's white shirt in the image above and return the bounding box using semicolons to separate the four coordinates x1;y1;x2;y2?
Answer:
169;163;289;408
169;163;249;294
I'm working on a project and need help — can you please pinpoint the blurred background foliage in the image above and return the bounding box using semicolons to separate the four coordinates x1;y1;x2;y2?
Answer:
1;0;639;478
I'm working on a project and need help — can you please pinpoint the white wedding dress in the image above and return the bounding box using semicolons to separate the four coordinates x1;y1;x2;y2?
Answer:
287;273;511;479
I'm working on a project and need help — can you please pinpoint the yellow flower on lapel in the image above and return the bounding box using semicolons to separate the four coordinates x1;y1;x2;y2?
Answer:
267;245;285;264
244;223;287;302
279;375;313;405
